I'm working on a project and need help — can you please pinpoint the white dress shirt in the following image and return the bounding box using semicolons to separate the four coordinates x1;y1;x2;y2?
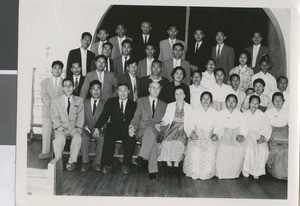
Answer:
122;55;130;74
52;76;62;88
118;36;126;53
98;40;107;55
252;44;261;68
149;96;158;112
96;70;104;85
80;47;87;76
168;38;176;47
173;58;181;68
90;98;100;110
146;57;154;76
143;34;149;44
73;75;81;87
215;43;224;57
64;95;73;109
194;41;203;53
119;98;128;113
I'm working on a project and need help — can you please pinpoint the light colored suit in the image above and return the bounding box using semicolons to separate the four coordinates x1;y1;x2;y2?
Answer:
51;95;84;163
109;36;133;60
40;77;63;154
130;96;167;173
80;70;118;101
162;59;191;85
81;98;106;164
158;39;186;62
211;44;235;78
90;41;107;56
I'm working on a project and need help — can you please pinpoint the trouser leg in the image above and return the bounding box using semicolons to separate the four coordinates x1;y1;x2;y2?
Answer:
42;117;52;154
122;135;136;166
53;131;66;159
93;131;105;165
81;132;90;164
101;132;116;166
69;132;82;163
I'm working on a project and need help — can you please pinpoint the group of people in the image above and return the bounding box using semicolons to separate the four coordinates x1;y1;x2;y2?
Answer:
38;21;289;181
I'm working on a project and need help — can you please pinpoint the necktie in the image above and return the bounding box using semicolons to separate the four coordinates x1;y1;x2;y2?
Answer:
98;72;102;83
67;98;71;115
195;43;199;53
152;100;155;118
75;77;78;88
55;78;58;88
93;100;97;116
144;35;148;44
124;56;128;74
133;78;138;101
171;40;174;47
217;45;221;58
120;101;124;114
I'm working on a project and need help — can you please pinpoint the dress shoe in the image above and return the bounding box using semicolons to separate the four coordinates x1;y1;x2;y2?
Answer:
38;152;52;159
92;163;102;172
149;173;157;181
242;171;249;177
132;156;144;167
102;165;112;174
80;163;90;172
122;165;130;174
66;162;75;171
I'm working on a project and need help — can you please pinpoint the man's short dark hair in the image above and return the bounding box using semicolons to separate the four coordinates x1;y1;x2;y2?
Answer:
117;83;130;90
71;62;82;68
62;78;74;87
151;60;162;68
103;42;113;49
52;60;64;68
277;76;288;84
95;55;107;63
122;39;132;47
89;80;102;90
172;42;184;50
272;92;285;102
96;27;108;34
81;32;92;40
126;58;138;67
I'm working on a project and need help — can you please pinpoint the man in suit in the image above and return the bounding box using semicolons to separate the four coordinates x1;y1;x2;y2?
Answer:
102;42;114;73
39;61;64;159
132;21;158;61
80;55;118;101
51;78;84;171
245;32;272;74
121;58;140;101
80;80;106;172
158;26;186;62
139;60;169;98
186;29;210;73
90;28;109;56
94;83;137;174
113;39;133;82
211;31;235;80
70;62;85;96
136;43;156;78
162;42;191;85
66;32;96;78
129;82;167;181
109;24;133;60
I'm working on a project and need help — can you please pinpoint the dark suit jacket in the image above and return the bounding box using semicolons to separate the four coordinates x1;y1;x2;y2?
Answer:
73;75;85;96
113;56;129;82
186;41;210;73
162;59;191;85
136;59;148;78
132;34;159;61
211;44;235;77
66;48;96;79
109;36;133;60
159;81;190;104
245;45;272;74
95;97;137;137
83;98;105;130
120;73;140;101
139;76;170;98
80;70;118;101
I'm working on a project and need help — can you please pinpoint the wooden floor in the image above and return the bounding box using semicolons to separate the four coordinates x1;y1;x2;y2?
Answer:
28;138;287;198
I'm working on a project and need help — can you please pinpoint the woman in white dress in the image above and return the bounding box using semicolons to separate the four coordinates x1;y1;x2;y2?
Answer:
243;95;272;179
265;92;289;180
189;70;206;109
183;91;220;180
216;94;249;179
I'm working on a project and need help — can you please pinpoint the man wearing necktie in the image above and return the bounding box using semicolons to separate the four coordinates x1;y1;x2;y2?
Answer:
94;83;137;174
51;78;84;171
129;82;167;181
80;80;106;172
102;42;114;72
71;62;85;96
121;58;140;101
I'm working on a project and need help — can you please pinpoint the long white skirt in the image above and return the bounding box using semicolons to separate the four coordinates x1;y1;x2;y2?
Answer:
216;128;246;179
243;131;269;177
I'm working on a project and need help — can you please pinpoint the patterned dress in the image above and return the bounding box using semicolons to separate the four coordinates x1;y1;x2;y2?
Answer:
229;65;254;92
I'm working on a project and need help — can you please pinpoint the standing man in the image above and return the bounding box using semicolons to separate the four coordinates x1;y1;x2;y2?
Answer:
66;32;96;78
39;61;64;159
102;42;114;72
121;58;140;101
90;28;109;56
70;62;85;96
137;43;156;79
95;83;137;174
129;82;167;181
51;78;84;171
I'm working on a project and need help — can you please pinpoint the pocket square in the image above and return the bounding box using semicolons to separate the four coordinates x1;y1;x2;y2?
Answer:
74;105;79;107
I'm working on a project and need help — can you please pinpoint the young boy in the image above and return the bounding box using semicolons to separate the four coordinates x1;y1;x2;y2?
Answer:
189;70;206;109
39;61;64;159
137;43;156;78
162;42;191;85
158;26;185;62
109;24;132;60
200;59;217;89
91;28;109;56
211;31;235;79
229;74;246;111
71;62;85;96
251;59;277;96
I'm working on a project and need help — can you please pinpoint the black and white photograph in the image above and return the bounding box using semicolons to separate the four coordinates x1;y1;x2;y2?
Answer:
16;0;299;206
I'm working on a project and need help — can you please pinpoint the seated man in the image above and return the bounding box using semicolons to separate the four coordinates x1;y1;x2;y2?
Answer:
80;80;106;172
51;78;84;171
94;83;137;174
70;62;85;96
129;82;167;181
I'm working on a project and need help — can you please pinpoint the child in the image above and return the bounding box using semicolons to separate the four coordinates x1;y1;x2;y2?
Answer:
208;68;232;111
91;27;109;56
109;24;132;60
189;70;206;109
229;74;246;111
243;95;271;179
228;51;254;91
158;26;185;62
162;42;191;85
251;59;277;96
137;43;156;78
200;59;217;89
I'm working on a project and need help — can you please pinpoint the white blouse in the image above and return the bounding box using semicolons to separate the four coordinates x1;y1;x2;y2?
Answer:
200;71;216;89
230;88;246;111
189;84;206;109
265;107;289;127
208;83;233;102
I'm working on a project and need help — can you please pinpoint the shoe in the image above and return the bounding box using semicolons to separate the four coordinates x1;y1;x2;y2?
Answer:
122;165;130;174
66;162;75;171
92;163;102;172
38;152;52;159
149;173;157;181
253;176;259;179
102;165;112;174
242;171;249;177
80;163;90;172
132;156;144;167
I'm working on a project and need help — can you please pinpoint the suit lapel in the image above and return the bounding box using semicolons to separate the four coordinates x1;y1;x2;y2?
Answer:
86;99;92;120
144;97;152;117
59;95;68;118
219;45;226;61
92;99;104;124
